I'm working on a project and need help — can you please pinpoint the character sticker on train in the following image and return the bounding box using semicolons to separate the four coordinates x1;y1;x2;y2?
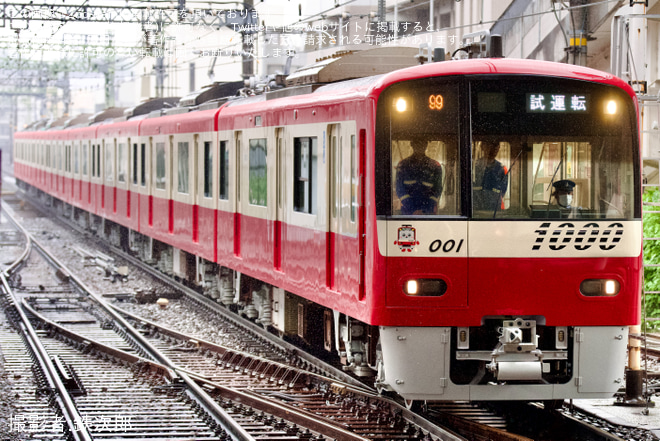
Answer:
394;225;420;252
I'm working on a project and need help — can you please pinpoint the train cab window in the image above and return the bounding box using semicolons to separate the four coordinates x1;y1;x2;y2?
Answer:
294;136;318;214
203;141;212;198
470;78;638;220
219;140;229;200
391;139;458;216
177;141;189;194
471;140;510;214
376;80;461;217
117;143;127;183
249;138;267;206
155;142;166;190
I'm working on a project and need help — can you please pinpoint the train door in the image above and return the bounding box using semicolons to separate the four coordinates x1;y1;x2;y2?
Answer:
234;131;242;256
102;139;108;211
130;138;139;221
57;141;63;195
274;128;285;270
327;124;341;289
147;137;155;228
168;135;174;234
81;141;89;206
74;141;80;203
90;143;97;210
357;130;366;300
65;142;72;201
338;129;362;297
193;134;199;242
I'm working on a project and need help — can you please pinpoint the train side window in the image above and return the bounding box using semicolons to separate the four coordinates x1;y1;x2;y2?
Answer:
248;138;267;206
91;145;96;176
219;140;229;200
74;144;79;174
117;143;127;183
155;142;166;190
140;143;146;186
203;141;213;198
293;136;317;214
178;141;189;194
97;145;101;178
64;145;70;172
82;143;88;176
105;143;114;182
132;143;138;184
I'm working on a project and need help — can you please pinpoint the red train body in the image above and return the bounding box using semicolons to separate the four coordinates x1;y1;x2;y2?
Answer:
14;50;642;403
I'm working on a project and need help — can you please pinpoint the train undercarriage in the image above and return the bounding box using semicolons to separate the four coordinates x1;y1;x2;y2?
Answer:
28;186;381;379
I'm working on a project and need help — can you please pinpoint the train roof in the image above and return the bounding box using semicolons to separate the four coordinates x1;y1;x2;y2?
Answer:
371;57;636;98
16;50;637;135
224;56;637;115
89;107;128;125
284;46;419;87
140;106;219;135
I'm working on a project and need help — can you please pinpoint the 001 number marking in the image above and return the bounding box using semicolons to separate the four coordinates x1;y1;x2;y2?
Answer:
429;238;464;253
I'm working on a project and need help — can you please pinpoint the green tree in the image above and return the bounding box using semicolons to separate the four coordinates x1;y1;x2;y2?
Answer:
643;187;660;330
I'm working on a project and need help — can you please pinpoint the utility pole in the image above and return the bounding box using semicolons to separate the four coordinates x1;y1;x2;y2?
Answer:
242;0;254;79
103;32;116;107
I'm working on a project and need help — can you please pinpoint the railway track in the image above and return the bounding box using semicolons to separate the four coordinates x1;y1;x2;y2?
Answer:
3;184;656;440
1;196;466;440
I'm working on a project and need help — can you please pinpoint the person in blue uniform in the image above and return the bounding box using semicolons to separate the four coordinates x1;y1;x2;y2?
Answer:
395;139;443;215
473;140;508;212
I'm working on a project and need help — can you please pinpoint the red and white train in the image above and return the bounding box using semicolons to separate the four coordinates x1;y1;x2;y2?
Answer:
14;45;642;403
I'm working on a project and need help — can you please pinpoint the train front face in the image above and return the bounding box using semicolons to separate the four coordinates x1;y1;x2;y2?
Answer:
373;70;641;402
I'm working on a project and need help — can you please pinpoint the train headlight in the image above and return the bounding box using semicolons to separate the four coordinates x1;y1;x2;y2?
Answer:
394;97;408;113
406;280;418;295
580;279;620;297
403;279;447;296
605;100;617;115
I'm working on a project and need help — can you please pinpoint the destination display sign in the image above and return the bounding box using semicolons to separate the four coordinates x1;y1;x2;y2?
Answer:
526;93;588;113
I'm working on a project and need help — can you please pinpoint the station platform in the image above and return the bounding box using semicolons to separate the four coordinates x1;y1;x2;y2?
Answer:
572;398;660;438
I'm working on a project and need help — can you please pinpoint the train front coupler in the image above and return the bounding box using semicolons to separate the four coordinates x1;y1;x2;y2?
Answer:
485;318;545;382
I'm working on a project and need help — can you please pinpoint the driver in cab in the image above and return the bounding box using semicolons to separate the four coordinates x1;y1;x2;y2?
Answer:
395;139;443;215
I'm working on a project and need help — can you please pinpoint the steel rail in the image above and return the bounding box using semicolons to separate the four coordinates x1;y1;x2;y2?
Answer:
0;257;92;438
27;234;257;441
3;199;255;440
10;190;470;441
1;200;32;277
